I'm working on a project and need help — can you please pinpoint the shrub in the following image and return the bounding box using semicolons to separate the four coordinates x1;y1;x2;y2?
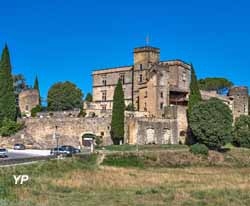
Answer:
233;115;250;148
0;118;24;137
189;98;233;150
190;144;209;156
31;105;43;117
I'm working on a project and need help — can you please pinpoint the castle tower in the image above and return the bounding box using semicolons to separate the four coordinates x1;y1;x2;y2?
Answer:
133;46;160;70
228;86;249;120
132;46;160;110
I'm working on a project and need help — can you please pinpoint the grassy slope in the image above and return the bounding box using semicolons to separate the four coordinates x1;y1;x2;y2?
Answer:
1;148;250;206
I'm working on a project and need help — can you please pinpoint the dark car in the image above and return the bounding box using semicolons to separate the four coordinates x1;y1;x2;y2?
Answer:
60;145;81;154
14;144;25;150
50;146;80;156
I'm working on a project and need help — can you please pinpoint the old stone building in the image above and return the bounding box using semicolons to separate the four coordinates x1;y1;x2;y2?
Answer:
19;89;40;116
86;45;191;144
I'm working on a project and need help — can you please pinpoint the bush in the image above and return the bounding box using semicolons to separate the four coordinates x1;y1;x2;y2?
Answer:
31;105;43;117
189;98;233;150
0;118;24;137
233;115;250;148
190;144;209;156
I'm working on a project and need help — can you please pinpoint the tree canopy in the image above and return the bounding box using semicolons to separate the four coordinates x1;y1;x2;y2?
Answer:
198;78;233;94
189;98;233;149
47;81;83;111
111;79;125;144
187;64;202;117
0;45;17;124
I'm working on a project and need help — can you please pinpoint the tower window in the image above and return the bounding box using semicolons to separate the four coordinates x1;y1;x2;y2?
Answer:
101;91;107;101
139;74;143;83
160;92;163;98
145;91;147;98
182;71;186;82
144;102;147;111
25;105;29;111
139;64;143;70
160;102;163;110
120;73;125;84
102;79;107;86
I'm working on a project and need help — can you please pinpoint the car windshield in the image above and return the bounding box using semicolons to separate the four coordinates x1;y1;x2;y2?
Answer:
0;149;6;152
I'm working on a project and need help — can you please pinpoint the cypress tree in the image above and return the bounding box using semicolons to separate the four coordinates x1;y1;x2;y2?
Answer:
34;75;41;105
111;79;125;145
188;64;202;117
0;45;17;123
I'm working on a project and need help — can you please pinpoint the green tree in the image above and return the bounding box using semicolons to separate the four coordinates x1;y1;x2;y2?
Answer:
47;81;83;111
34;75;41;105
0;45;17;124
198;78;233;94
187;64;202;118
111;79;125;144
233;115;250;148
85;93;93;102
189;98;233;149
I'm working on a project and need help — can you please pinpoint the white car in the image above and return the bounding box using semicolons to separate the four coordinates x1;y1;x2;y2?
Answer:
0;148;8;158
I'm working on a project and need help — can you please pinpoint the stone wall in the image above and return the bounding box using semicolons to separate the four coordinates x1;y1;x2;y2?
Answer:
1;116;112;149
125;117;178;145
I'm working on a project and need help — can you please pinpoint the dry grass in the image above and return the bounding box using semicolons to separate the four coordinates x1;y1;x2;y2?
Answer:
13;166;250;206
3;149;250;206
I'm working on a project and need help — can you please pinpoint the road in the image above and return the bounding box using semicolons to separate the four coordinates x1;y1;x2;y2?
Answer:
0;149;51;160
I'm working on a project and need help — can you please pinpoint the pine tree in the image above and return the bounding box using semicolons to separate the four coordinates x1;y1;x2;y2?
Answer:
111;79;125;144
34;75;41;105
0;45;17;124
188;64;202;117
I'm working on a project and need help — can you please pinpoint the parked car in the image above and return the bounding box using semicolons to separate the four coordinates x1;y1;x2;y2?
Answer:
13;144;25;150
0;148;8;158
60;145;81;155
50;145;80;156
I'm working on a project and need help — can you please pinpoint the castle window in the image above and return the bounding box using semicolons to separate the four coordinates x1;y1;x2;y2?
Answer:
101;132;104;136
139;64;143;70
101;105;106;111
182;71;186;82
25;105;29;111
144;102;147;111
102;79;107;86
120;73;125;84
160;92;163;98
160;102;164;110
145;91;147;98
139;74;143;83
101;91;107;101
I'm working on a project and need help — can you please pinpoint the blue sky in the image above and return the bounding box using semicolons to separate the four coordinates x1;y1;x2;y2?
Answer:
1;0;250;100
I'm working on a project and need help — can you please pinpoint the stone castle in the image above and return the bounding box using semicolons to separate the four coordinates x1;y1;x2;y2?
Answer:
12;45;248;148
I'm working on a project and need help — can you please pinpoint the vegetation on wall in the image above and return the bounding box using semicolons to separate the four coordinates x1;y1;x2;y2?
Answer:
31;105;44;117
198;77;233;94
47;81;83;111
189;98;233;149
111;79;125;145
233;115;250;148
187;64;202;118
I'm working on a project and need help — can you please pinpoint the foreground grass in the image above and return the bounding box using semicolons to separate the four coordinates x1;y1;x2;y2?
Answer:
1;148;250;205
